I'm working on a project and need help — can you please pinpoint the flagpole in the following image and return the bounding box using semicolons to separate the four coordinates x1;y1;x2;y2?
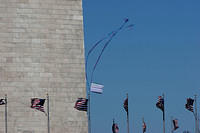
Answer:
171;116;174;133
142;117;144;133
195;95;198;133
163;94;165;133
132;116;134;133
198;115;200;133
5;94;7;133
126;93;130;133
113;118;115;133
88;93;91;133
47;93;50;133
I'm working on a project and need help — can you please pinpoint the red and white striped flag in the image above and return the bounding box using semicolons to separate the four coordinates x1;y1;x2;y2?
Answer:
31;98;45;112
0;99;6;105
143;121;146;133
123;98;128;113
74;98;88;112
173;119;179;130
112;122;119;133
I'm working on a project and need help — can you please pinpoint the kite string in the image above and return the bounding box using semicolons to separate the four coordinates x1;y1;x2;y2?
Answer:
90;19;129;84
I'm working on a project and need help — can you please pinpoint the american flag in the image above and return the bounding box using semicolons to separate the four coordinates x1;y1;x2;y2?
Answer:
173;119;179;130
156;96;164;111
0;99;6;105
123;98;128;113
112;123;119;133
185;98;194;112
74;98;88;112
143;121;146;133
31;98;45;112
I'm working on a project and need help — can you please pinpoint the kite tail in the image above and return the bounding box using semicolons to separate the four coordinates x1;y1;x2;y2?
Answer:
90;19;129;84
85;37;107;91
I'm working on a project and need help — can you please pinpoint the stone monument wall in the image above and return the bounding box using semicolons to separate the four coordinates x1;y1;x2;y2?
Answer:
0;0;87;132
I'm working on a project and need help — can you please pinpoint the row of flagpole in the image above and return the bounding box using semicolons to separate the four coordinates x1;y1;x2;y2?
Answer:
74;89;200;132
0;94;50;133
118;93;189;133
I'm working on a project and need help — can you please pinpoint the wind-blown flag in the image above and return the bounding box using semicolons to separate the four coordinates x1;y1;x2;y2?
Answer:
90;83;104;94
143;121;146;133
173;119;179;130
185;98;194;112
156;96;164;111
0;99;6;105
112;122;119;133
74;98;88;112
31;98;45;112
123;98;128;113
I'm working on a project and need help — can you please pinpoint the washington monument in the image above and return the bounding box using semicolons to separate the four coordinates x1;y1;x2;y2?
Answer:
0;0;88;132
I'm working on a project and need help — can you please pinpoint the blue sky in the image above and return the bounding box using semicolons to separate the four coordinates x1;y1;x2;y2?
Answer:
82;0;200;133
